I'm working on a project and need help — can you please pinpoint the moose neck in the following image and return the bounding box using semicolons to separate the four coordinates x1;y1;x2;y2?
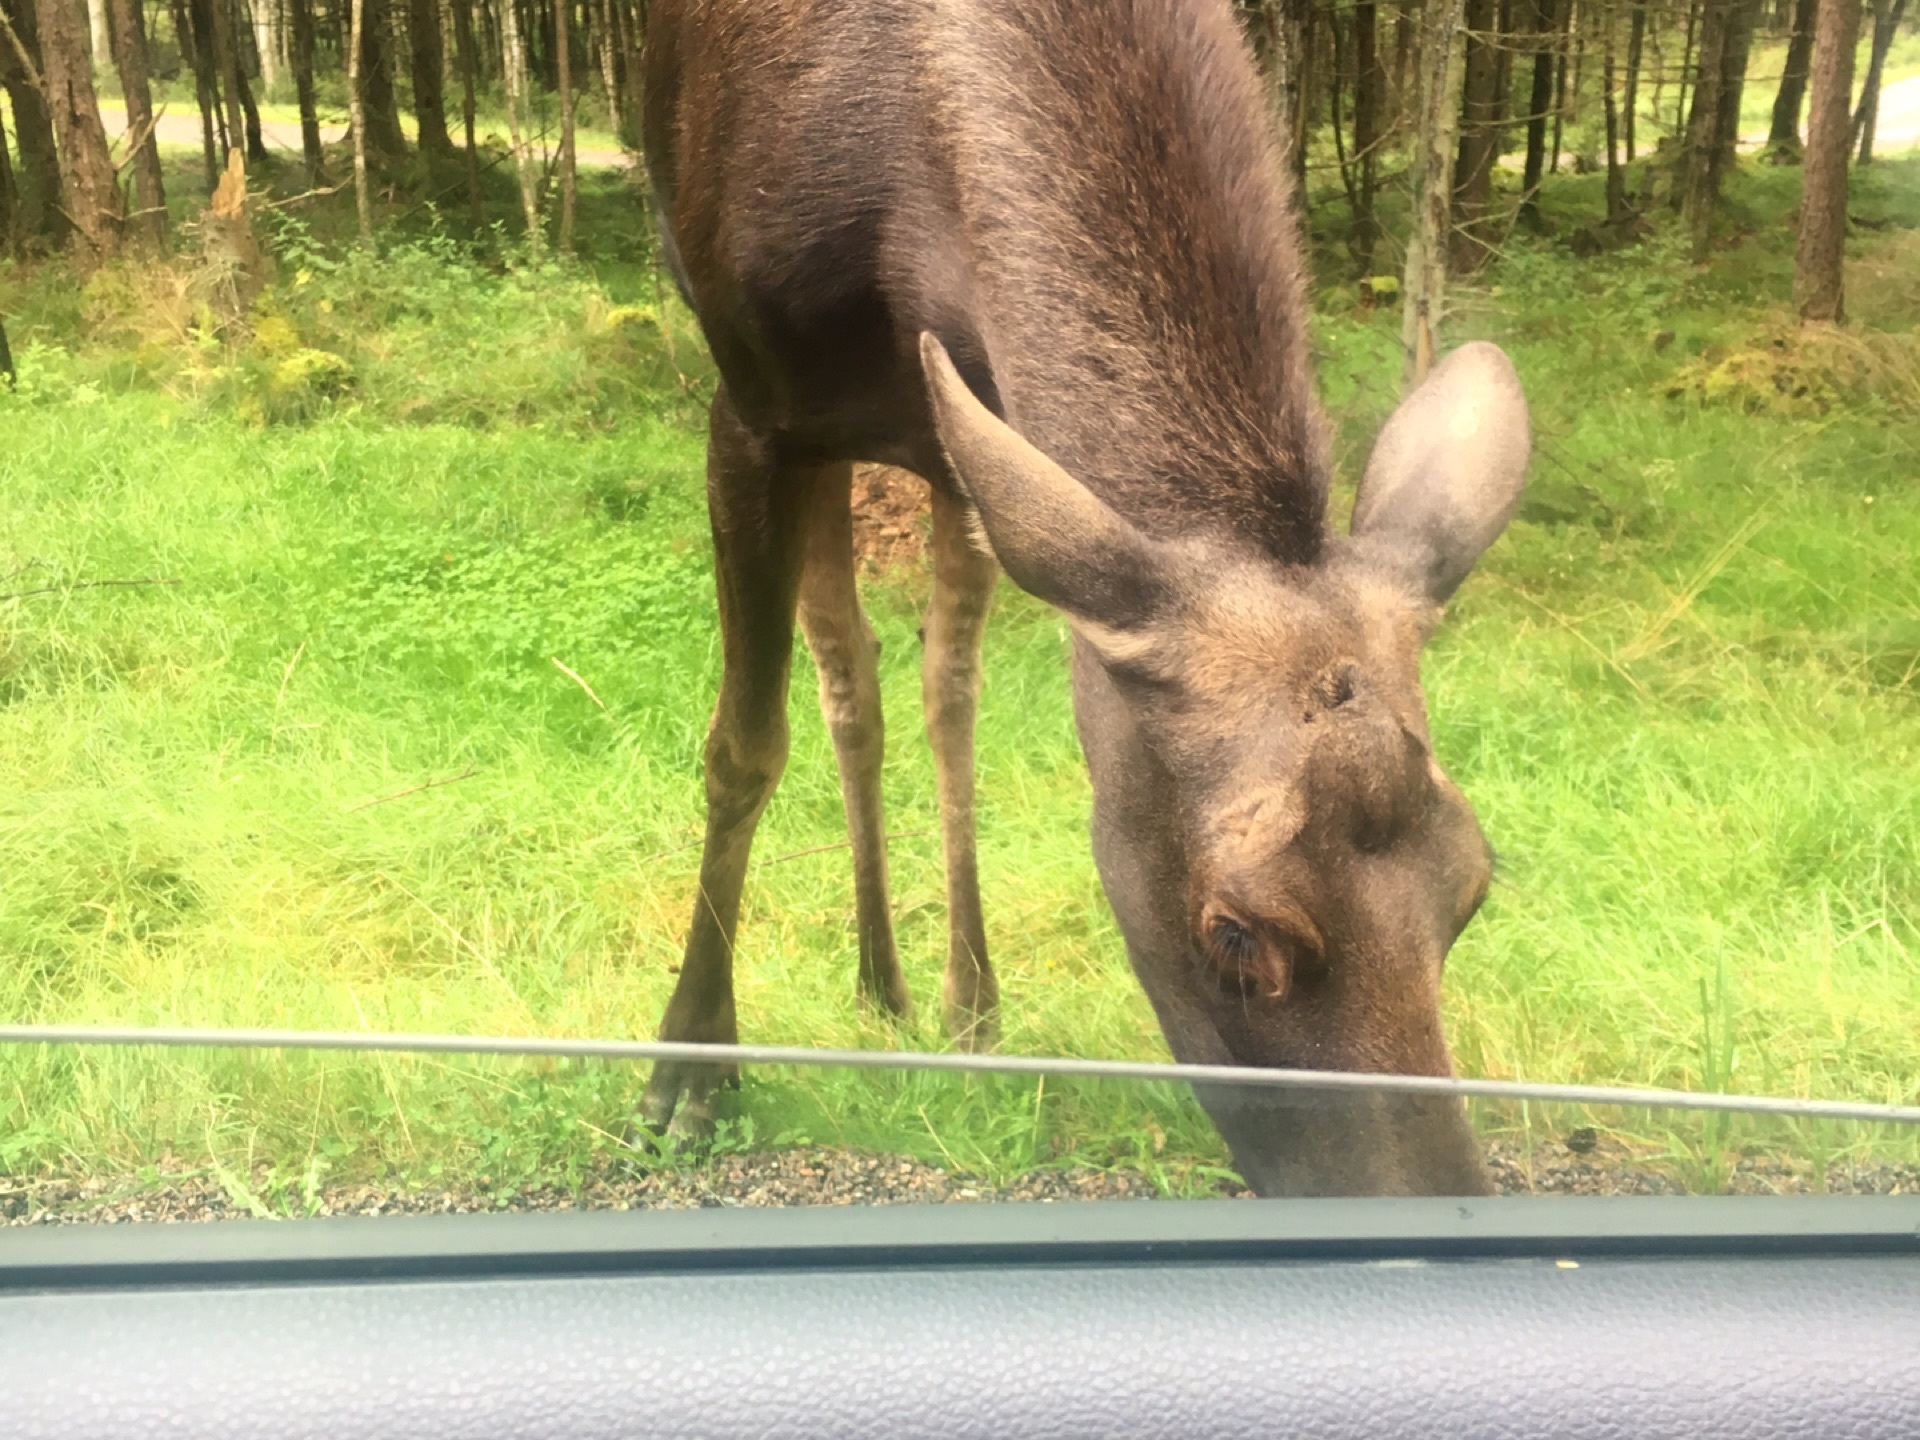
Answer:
920;0;1330;564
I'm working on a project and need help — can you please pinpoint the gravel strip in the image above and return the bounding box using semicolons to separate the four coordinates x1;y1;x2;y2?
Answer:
4;1135;1914;1225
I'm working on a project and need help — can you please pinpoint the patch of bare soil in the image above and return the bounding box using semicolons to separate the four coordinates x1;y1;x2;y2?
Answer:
4;1136;1913;1224
851;464;930;575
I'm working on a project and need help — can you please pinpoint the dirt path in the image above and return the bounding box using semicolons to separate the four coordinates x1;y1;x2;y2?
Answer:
98;101;633;172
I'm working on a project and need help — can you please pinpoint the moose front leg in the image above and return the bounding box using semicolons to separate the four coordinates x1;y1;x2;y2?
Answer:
637;393;815;1142
923;485;1001;1048
798;464;911;1019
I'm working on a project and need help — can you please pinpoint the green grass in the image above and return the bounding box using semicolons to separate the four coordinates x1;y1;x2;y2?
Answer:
1;150;1918;1198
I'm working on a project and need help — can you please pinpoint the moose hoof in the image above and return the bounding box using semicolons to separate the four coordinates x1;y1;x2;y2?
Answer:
943;963;1000;1052
629;1061;738;1154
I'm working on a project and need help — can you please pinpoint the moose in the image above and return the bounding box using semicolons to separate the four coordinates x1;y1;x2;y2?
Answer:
634;0;1531;1195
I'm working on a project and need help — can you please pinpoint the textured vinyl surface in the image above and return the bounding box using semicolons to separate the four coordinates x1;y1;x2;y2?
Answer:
4;1255;1918;1438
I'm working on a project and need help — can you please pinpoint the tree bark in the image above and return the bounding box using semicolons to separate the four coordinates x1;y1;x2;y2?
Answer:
1602;0;1628;221
555;0;575;251
105;0;168;246
87;0;109;60
1681;0;1730;252
1350;0;1384;274
593;0;618;140
357;0;408;156
169;0;221;186
1711;0;1759;177
289;0;324;179
1;0;68;248
1258;0;1310;191
1520;0;1560;222
1852;0;1907;163
500;0;541;252
1451;0;1501;269
348;0;373;240
451;0;483;222
34;0;122;259
235;43;269;160
1767;0;1818;151
1622;0;1644;158
1403;0;1468;388
1794;0;1860;320
204;0;248;163
408;0;451;153
251;0;277;93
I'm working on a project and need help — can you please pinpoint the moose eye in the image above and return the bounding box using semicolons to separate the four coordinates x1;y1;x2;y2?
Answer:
1200;907;1321;1003
1208;914;1259;971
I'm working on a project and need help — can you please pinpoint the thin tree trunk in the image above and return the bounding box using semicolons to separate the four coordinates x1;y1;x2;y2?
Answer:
593;0;618;140
1351;0;1384;274
1520;0;1559;222
235;45;269;159
555;0;574;251
1259;0;1310;191
251;0;276;92
1452;0;1500;269
1550;0;1571;172
205;0;247;162
1768;0;1817;151
1;0;69;247
1794;0;1860;320
1403;0;1468;387
500;0;541;252
348;0;372;241
1676;0;1698;136
33;0;122;259
617;0;644;150
290;0;324;179
1622;0;1644;158
451;0;483;222
408;0;451;153
357;0;407;155
105;0;168;246
1852;0;1906;163
1681;0;1730;252
1602;0;1628;221
1712;0;1759;178
87;0;109;60
168;0;220;185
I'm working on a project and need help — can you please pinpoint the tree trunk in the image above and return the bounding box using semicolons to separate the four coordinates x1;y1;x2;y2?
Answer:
87;0;109;60
1402;0;1468;387
500;0;541;252
1350;0;1384;274
408;0;451;153
1622;0;1644;158
1;0;69;248
1550;0;1572;173
235;45;269;160
617;0;644;151
1259;0;1310;191
205;0;248;163
1602;0;1628;221
1681;0;1730;253
348;0;373;240
1794;0;1860;320
289;0;324;179
252;0;277;92
1520;0;1560;222
1451;0;1501;269
35;0;123;259
168;0;221;186
555;0;575;251
451;0;483;222
593;0;618;140
1711;0;1759;178
357;0;408;155
105;0;168;246
1768;0;1817;151
1852;0;1906;163
1675;0;1698;136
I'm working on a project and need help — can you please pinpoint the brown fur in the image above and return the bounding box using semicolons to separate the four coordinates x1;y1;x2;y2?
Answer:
636;0;1531;1197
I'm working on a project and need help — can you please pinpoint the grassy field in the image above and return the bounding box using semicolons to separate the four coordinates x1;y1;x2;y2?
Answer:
1;144;1917;1199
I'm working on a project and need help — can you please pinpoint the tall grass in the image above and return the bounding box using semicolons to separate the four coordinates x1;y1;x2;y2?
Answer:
1;154;1917;1195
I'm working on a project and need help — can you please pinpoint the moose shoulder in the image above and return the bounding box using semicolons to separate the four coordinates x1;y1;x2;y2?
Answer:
637;0;1531;1197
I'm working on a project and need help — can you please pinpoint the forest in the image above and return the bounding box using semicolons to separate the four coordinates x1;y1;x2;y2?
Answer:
1;0;1918;1215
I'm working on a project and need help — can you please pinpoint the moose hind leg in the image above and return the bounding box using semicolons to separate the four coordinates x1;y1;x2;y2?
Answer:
924;485;1000;1048
638;394;814;1142
798;465;910;1018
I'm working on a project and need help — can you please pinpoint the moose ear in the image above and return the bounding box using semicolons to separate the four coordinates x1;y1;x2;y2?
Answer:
1350;341;1531;603
919;332;1167;629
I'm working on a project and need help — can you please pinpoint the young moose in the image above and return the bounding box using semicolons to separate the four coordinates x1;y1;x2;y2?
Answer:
637;0;1531;1195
